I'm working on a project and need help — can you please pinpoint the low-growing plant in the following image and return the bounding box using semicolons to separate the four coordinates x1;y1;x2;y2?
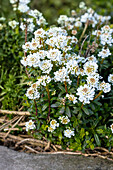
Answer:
20;2;113;151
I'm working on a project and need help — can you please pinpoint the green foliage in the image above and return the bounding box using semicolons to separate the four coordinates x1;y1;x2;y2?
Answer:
0;18;26;110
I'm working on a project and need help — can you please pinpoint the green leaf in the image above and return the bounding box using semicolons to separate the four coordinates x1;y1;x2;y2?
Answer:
51;103;59;108
58;84;65;92
90;104;95;110
93;101;102;106
78;110;82;119
42;103;49;111
59;106;65;114
96;129;103;134
82;107;89;115
66;106;71;117
58;132;62;141
80;128;85;139
0;85;4;90
94;134;101;146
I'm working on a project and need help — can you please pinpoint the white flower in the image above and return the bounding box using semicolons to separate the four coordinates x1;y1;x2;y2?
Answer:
39;60;53;74
18;4;29;13
66;94;77;104
75;21;82;27
22;42;31;52
37;75;51;86
98;81;111;93
34;28;46;38
50;119;59;129
58;116;70;124
31;83;39;90
92;30;102;36
79;2;86;9
47;49;62;62
81;13;89;23
110;124;113;133
84;61;98;75
76;68;85;76
8;20;19;29
86;55;97;63
27;53;40;67
65;59;78;75
19;0;30;4
20;57;28;67
26;87;40;99
77;84;95;104
28;23;35;32
25;120;36;132
10;0;18;4
0;17;6;21
57;15;68;25
108;74;113;84
37;50;47;59
30;39;42;50
98;48;111;58
37;16;47;25
64;129;75;138
101;25;113;34
20;22;25;31
71;10;76;16
87;75;99;88
54;67;71;84
48;126;55;132
100;33;113;46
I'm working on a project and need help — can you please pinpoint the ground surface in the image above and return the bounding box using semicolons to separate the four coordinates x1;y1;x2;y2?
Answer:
0;145;113;170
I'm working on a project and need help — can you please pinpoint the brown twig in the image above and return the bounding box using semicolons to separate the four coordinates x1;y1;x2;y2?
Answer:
0;110;30;116
4;116;24;138
78;35;89;56
15;138;47;148
78;19;89;43
4;127;26;131
24;145;39;154
44;141;51;151
0;116;19;131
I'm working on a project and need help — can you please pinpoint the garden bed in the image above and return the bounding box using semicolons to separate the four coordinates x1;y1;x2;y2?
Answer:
0;109;113;162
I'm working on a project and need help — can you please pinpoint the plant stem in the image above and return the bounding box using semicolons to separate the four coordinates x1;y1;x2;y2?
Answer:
24;21;37;116
46;86;51;120
79;19;89;43
34;99;38;116
101;58;104;64
64;81;68;93
81;103;84;109
77;76;80;87
93;91;103;101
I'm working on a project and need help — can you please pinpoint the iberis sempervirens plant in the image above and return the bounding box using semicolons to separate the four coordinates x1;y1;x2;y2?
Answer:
20;1;113;150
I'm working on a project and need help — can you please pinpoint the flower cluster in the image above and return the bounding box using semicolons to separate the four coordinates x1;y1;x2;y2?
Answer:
21;2;113;147
57;3;111;30
9;0;47;33
48;116;74;138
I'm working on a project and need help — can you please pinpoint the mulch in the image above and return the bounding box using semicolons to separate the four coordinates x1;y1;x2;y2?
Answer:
0;109;113;162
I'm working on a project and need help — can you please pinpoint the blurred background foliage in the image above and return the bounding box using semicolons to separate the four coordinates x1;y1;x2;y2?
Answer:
0;0;113;24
